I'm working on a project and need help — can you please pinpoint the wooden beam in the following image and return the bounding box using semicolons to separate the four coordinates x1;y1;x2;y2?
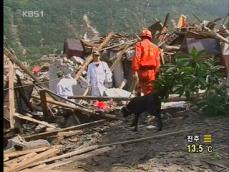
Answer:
57;130;83;139
101;39;137;51
29;145;99;167
119;79;127;89
162;13;170;28
14;113;56;129
44;89;87;109
8;59;15;128
23;120;105;141
160;50;165;65
9;146;62;172
68;96;131;101
32;95;94;113
4;147;49;160
4;48;44;87
81;39;99;48
4;167;10;172
203;26;229;44
4;152;37;166
32;95;120;120
42;147;112;170
78;88;89;104
74;94;204;103
31;129;193;169
75;32;114;80
39;90;49;117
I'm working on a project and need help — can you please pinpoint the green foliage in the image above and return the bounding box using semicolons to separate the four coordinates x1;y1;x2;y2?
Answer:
3;0;228;65
198;86;229;116
155;48;228;116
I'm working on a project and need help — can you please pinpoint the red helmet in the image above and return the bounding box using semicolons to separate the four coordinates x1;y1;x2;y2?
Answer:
140;29;152;39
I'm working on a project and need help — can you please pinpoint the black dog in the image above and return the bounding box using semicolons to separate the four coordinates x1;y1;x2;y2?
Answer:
121;90;163;131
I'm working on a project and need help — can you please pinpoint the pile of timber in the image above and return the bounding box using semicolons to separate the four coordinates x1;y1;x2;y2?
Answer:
4;145;63;172
4;128;193;172
3;44;123;148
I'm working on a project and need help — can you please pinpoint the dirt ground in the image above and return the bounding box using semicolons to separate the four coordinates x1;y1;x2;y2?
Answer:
51;109;229;172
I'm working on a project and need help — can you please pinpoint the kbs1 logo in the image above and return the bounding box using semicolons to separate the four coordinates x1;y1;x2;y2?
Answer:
22;11;44;18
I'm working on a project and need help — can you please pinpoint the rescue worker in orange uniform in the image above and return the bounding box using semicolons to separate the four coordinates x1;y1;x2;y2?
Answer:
132;29;161;96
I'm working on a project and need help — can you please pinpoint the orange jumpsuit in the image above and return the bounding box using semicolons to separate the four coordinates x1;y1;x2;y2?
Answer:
132;38;160;95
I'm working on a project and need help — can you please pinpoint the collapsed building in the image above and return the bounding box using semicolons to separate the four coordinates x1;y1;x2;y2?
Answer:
3;14;229;172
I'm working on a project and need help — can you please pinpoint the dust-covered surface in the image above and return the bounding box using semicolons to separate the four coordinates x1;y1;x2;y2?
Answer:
50;110;229;172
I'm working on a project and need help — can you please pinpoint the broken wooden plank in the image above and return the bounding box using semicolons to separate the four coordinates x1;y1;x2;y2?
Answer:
57;130;83;139
78;88;89;104
31;129;193;168
4;166;10;172
9;146;62;172
32;95;120;121
4;127;16;135
4;48;44;87
75;32;114;80
222;25;229;35
29;145;99;168
162;13;170;28
4;157;9;162
160;49;165;65
32;95;94;113
203;26;229;44
8;59;15;128
81;39;99;48
43;147;112;170
67;96;131;101
5;152;37;166
28;163;47;169
119;79;127;89
24;120;105;141
4;147;49;160
128;76;138;92
101;39;137;51
40;90;50;117
14;113;56;129
163;45;180;51
44;89;87;109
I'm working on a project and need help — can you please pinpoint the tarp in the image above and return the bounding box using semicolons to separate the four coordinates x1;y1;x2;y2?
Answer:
182;38;221;55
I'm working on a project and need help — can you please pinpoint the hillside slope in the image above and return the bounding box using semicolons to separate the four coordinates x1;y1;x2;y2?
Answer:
3;0;229;65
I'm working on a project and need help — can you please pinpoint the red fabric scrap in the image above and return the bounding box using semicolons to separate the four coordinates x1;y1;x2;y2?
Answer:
94;101;109;110
32;66;42;74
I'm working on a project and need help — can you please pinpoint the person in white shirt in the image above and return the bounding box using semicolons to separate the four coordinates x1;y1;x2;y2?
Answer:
87;51;112;96
56;72;77;100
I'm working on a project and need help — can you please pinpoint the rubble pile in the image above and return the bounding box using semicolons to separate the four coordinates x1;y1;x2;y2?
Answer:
3;14;229;172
